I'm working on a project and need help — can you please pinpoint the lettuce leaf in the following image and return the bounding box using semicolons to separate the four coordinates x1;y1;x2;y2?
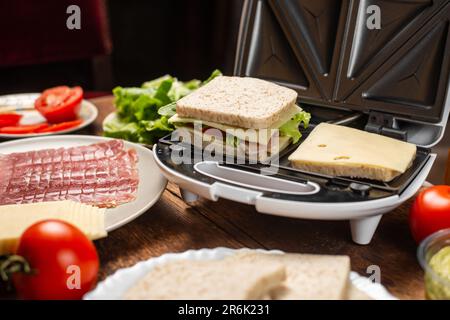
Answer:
132;95;161;121
157;101;177;117
141;75;173;89
202;69;222;85
279;111;311;143
153;78;173;106
137;117;173;144
103;115;140;143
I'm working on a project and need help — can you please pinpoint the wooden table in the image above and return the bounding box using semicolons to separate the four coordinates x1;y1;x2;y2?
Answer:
88;96;427;299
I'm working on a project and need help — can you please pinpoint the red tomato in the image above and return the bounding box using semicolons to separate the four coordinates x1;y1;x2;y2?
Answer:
0;113;22;127
409;185;450;243
36;119;83;133
13;220;99;300
34;86;83;123
0;123;49;134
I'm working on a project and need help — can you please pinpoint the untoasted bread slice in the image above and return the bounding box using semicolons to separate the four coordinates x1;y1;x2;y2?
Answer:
124;258;286;300
347;283;372;300
176;76;297;129
231;252;351;300
288;123;416;182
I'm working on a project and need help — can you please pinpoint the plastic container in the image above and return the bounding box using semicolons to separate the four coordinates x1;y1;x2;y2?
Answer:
417;229;450;299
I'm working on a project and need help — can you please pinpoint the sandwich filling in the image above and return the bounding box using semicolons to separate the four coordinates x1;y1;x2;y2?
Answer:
169;104;310;158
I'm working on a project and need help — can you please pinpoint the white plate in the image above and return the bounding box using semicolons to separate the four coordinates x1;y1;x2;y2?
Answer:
0;93;98;138
84;247;397;300
0;135;167;231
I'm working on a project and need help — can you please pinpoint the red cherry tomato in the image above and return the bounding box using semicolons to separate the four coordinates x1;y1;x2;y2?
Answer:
34;86;83;123
13;220;99;300
0;113;22;127
409;185;450;243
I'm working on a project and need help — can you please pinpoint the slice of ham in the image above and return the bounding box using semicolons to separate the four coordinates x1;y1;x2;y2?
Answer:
0;140;139;208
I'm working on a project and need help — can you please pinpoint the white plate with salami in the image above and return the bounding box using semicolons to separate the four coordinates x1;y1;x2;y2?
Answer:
0;135;167;231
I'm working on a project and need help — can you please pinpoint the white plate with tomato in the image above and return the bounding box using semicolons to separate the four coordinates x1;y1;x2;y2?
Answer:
0;86;98;138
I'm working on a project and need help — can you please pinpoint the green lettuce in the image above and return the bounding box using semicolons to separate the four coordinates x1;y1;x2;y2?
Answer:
279;111;311;143
103;114;141;143
202;69;222;85
137;117;173;144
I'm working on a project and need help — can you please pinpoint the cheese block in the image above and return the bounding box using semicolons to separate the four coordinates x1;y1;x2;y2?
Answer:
288;123;417;182
0;200;107;254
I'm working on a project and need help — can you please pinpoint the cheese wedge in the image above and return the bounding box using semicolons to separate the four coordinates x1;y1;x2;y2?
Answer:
0;200;107;254
288;123;417;181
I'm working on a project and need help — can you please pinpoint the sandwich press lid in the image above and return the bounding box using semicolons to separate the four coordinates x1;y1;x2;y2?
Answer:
234;0;450;147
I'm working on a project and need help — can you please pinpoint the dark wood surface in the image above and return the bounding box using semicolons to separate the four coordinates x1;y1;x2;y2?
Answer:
6;95;423;300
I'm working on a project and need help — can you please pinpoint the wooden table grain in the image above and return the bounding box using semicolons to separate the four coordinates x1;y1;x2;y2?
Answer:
87;96;427;299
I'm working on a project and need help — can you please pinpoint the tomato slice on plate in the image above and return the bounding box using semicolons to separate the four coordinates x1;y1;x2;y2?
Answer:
0;113;22;127
36;119;83;133
34;86;83;123
0;123;49;134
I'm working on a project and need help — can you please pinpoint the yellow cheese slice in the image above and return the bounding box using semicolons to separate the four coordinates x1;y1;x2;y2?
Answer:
169;104;303;146
288;123;417;182
0;201;107;254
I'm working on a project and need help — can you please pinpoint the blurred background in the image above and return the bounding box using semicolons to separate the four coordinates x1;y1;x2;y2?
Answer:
0;0;243;94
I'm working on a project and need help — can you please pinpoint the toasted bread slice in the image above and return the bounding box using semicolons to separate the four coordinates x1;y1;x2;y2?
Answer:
124;258;286;300
230;252;350;300
288;123;416;182
176;76;297;129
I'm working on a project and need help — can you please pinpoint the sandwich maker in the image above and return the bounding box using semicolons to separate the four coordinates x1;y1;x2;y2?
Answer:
153;0;450;244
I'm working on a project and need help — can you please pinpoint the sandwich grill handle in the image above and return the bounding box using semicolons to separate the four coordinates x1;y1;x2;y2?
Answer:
194;161;320;196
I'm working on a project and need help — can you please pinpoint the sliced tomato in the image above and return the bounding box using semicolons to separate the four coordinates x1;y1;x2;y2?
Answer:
36;119;83;133
0;113;22;127
34;86;83;123
0;123;49;134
